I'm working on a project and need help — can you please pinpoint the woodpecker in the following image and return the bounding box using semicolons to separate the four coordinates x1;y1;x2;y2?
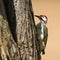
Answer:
35;15;48;55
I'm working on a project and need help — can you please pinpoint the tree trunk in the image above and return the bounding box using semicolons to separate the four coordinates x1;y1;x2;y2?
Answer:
0;0;21;60
14;0;41;60
0;0;41;60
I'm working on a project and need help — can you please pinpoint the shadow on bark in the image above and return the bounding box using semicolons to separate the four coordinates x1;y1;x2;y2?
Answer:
3;0;17;42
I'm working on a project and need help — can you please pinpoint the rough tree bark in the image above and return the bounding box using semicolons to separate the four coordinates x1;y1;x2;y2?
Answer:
0;0;21;60
0;0;41;60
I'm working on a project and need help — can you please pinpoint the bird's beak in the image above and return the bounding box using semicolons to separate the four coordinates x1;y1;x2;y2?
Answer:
34;15;40;19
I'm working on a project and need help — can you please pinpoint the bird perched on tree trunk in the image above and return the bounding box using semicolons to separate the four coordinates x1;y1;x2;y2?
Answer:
35;15;48;55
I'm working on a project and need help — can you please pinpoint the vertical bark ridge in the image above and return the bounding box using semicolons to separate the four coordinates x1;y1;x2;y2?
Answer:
0;0;21;60
13;0;41;60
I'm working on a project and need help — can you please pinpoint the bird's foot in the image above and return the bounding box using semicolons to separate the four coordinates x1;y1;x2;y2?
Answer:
42;50;45;55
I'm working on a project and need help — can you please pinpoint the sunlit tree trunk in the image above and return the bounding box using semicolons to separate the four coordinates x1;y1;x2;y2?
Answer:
0;0;41;60
14;0;41;60
0;0;21;60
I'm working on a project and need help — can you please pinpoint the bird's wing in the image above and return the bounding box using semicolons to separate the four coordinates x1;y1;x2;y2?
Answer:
35;23;41;39
43;27;48;46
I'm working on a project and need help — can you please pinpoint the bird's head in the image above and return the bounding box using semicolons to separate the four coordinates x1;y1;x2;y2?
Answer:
35;15;48;24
